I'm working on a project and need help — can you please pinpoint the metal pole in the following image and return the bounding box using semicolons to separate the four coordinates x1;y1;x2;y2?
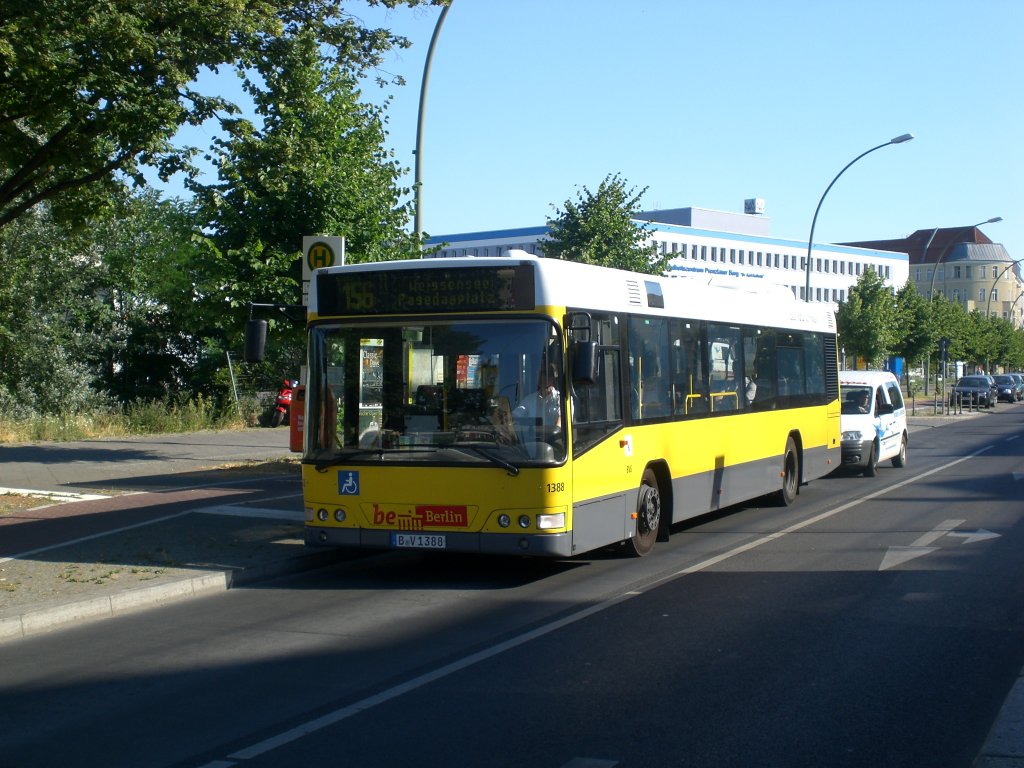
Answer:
804;133;913;302
414;1;452;251
985;257;1021;319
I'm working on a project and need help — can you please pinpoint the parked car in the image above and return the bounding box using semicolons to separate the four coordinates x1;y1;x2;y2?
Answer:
993;374;1020;403
839;370;908;476
949;375;996;408
1006;372;1024;401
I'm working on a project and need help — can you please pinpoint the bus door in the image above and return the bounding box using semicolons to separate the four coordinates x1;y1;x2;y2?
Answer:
567;311;631;552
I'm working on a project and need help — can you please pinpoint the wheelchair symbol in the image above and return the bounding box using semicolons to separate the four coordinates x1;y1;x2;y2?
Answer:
338;471;359;495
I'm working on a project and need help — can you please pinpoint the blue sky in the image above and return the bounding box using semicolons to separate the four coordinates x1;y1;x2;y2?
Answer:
172;0;1023;261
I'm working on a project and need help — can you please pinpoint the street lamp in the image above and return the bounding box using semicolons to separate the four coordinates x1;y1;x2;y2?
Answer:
414;1;453;250
985;257;1022;320
926;216;1002;298
1009;290;1024;327
804;133;914;302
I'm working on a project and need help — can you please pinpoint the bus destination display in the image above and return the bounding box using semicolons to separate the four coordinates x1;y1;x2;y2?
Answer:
317;264;536;315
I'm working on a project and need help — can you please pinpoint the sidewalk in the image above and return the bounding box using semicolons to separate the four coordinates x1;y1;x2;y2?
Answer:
0;429;342;642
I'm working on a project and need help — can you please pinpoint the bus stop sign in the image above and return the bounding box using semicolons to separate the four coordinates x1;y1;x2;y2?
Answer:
302;235;345;305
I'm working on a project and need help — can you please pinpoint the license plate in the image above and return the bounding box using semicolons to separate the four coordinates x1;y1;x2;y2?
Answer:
391;533;447;550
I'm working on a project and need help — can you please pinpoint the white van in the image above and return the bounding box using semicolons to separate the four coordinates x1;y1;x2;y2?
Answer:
839;370;908;476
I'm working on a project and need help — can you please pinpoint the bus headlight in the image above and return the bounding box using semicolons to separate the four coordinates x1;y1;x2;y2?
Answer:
334;508;346;523
317;508;329;522
537;512;565;530
518;515;531;529
498;514;511;528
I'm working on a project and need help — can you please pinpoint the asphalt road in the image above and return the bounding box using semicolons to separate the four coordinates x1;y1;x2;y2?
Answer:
1;411;1022;768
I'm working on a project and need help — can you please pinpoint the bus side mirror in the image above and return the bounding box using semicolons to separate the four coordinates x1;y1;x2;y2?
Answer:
244;319;268;363
573;340;598;386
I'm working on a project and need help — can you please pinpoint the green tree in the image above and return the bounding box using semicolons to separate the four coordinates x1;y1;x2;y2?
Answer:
0;0;441;230
194;28;416;268
544;174;668;274
835;267;897;368
190;25;419;375
892;282;934;384
0;207;110;415
89;190;209;401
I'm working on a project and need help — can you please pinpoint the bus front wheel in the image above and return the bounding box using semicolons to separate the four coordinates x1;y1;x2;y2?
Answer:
775;437;799;506
627;468;661;557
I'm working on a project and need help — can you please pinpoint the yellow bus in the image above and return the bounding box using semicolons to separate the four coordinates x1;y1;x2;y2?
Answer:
301;253;840;557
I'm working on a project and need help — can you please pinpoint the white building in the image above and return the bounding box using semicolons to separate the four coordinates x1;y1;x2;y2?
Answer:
427;203;909;308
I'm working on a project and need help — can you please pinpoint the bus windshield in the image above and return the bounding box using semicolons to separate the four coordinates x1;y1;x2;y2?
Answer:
306;318;566;467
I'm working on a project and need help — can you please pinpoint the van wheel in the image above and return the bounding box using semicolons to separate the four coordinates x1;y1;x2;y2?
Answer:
863;441;878;477
626;469;660;557
891;435;907;468
774;436;799;506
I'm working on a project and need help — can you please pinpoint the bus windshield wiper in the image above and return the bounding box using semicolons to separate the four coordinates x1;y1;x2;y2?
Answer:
313;446;437;472
446;444;520;476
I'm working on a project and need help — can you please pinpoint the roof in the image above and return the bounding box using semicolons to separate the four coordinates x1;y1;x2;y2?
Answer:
843;226;995;266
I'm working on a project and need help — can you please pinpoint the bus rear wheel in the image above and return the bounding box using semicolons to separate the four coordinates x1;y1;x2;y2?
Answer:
775;436;799;506
627;468;661;557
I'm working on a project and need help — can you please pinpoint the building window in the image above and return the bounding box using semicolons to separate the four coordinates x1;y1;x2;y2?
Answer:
701;245;707;261
816;287;822;302
953;266;961;278
992;289;998;302
938;267;944;280
739;250;745;264
885;266;890;279
979;289;986;302
926;268;933;282
711;246;718;261
816;258;822;272
730;249;736;263
979;265;987;279
966;266;972;278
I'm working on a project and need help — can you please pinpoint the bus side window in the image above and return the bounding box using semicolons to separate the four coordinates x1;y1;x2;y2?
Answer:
628;316;670;420
744;326;777;411
670;319;708;417
707;323;742;413
570;312;624;456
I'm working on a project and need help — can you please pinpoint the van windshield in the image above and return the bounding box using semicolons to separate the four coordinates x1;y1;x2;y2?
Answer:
841;385;873;415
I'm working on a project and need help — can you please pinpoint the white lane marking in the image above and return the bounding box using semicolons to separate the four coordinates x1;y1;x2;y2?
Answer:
220;444;995;763
879;519;965;571
947;529;1001;544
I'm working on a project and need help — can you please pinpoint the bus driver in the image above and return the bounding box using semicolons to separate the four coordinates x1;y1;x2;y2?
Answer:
513;364;561;428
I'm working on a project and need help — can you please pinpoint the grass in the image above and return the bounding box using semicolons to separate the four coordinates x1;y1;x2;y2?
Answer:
0;395;251;443
0;493;51;516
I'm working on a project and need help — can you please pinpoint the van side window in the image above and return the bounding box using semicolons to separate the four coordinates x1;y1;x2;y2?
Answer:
886;382;904;410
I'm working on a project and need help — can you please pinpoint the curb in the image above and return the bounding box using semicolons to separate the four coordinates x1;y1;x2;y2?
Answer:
0;549;343;643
